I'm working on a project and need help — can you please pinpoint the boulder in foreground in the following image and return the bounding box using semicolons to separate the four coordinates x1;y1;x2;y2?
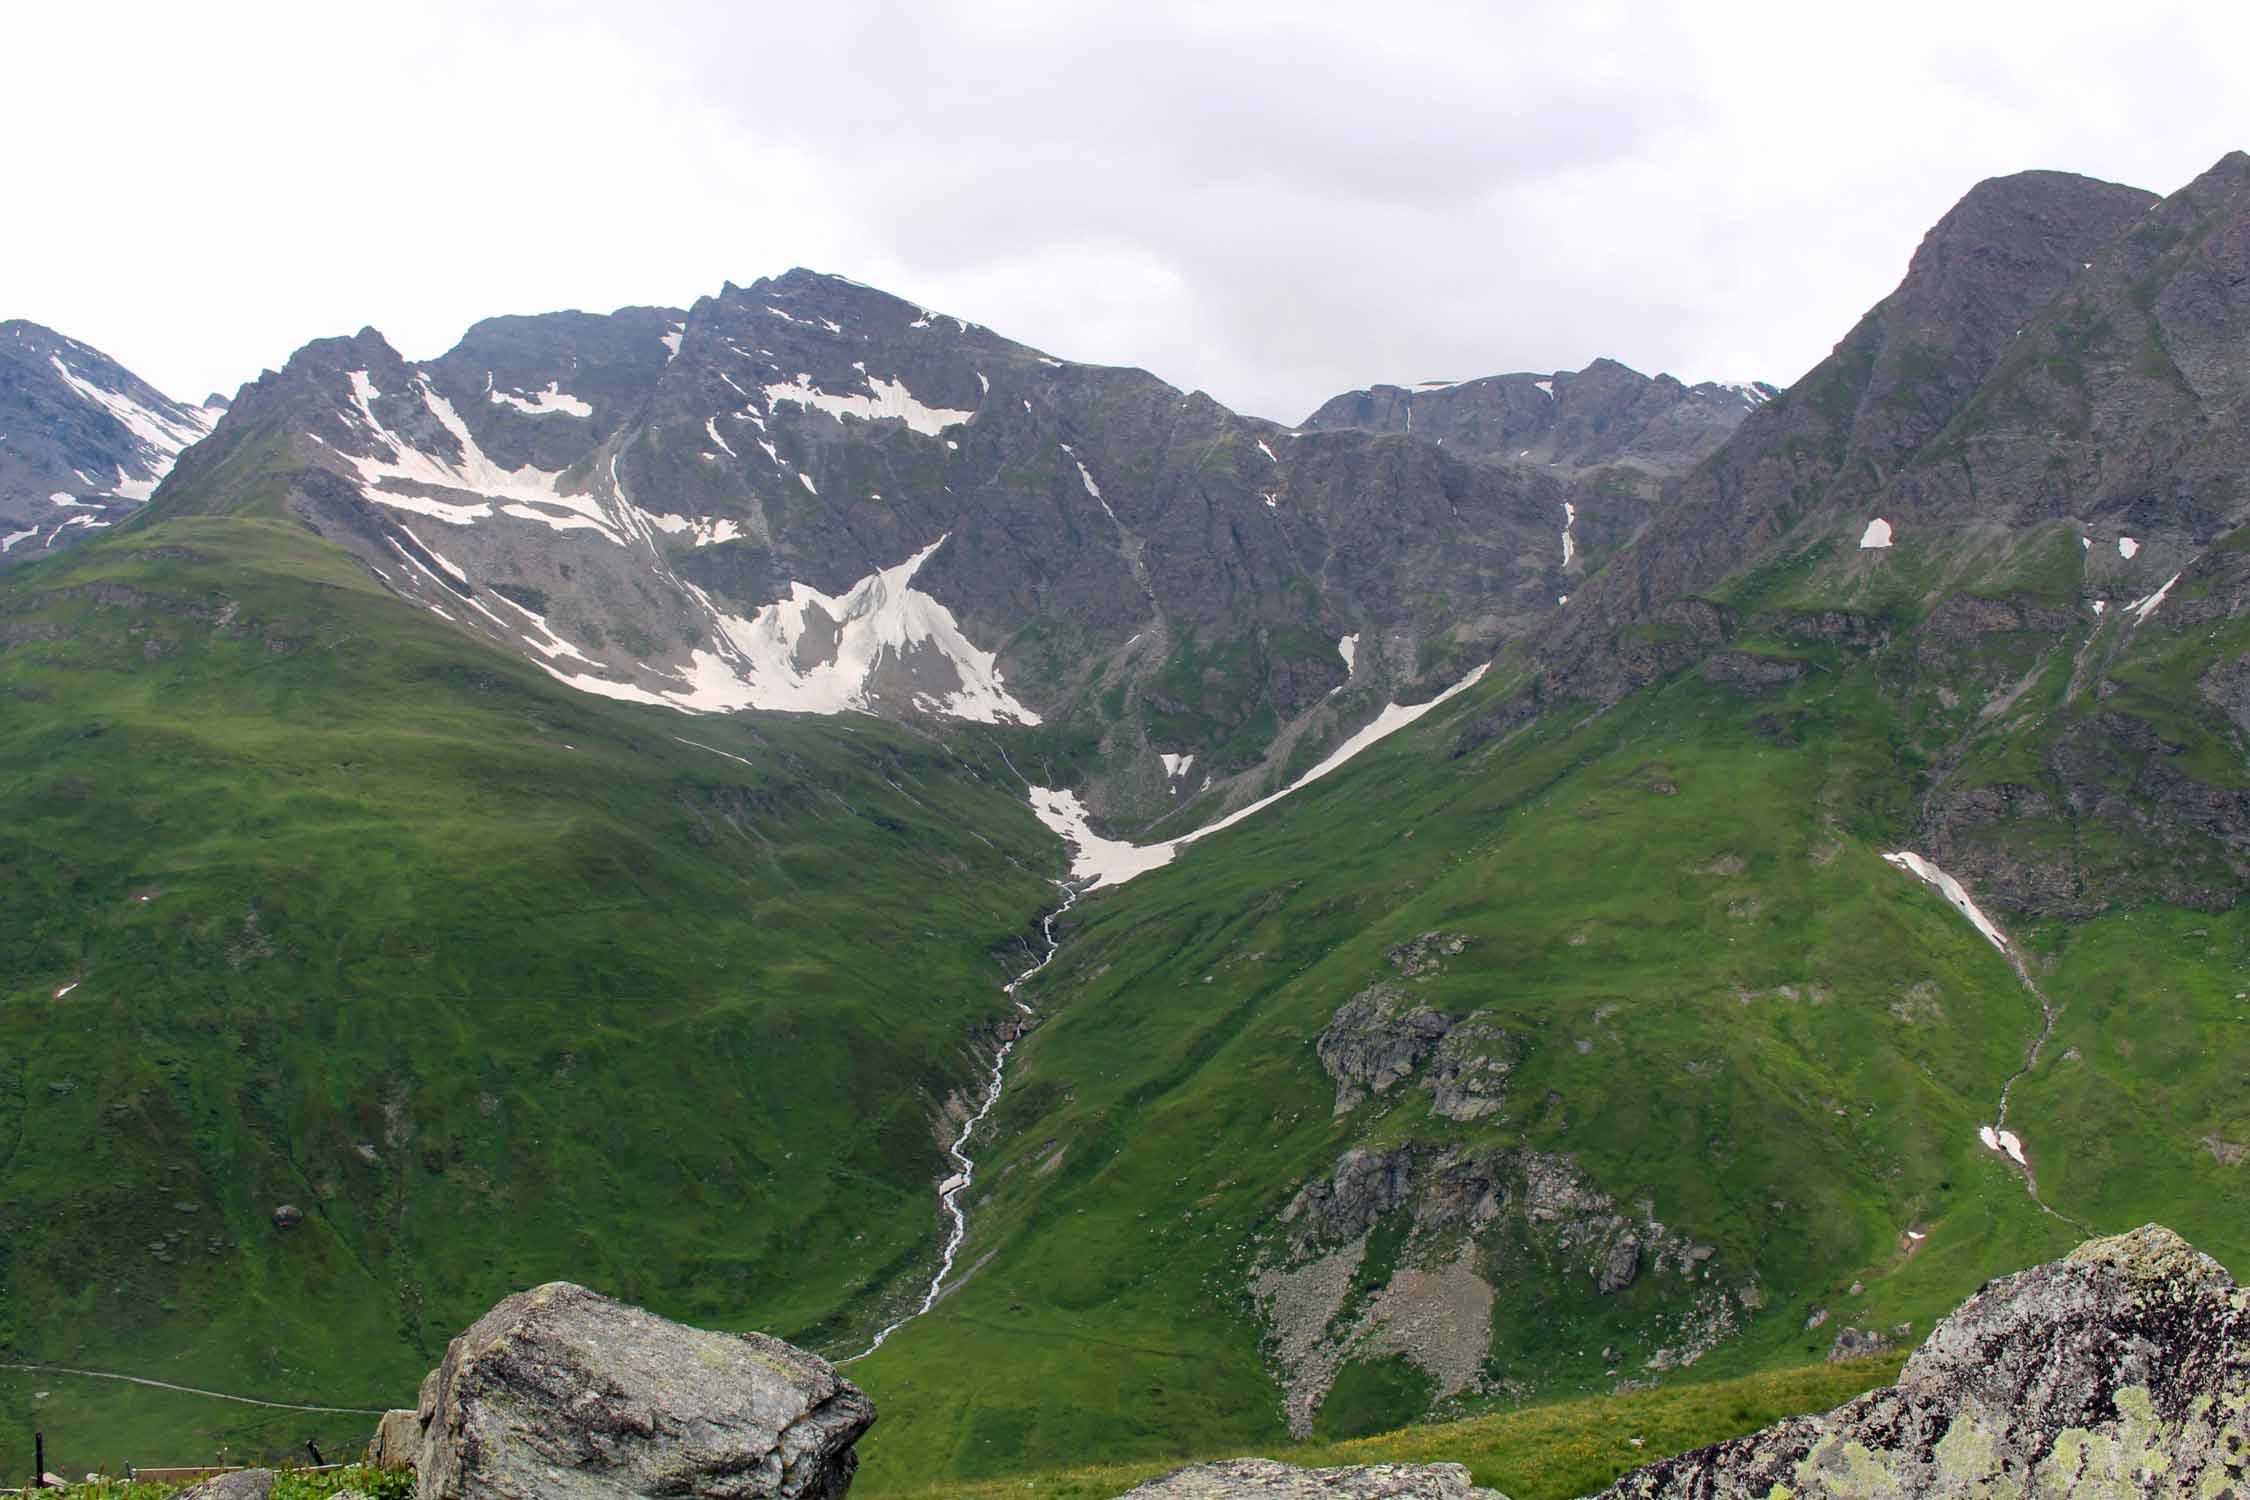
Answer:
1115;1457;1505;1497
1597;1223;2246;1499
407;1280;873;1499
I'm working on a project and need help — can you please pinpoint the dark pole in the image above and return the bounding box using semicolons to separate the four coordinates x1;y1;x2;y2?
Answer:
34;1430;44;1487
306;1438;324;1466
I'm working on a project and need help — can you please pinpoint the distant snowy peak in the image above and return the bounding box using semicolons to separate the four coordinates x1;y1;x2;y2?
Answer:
0;319;226;562
1301;357;1785;474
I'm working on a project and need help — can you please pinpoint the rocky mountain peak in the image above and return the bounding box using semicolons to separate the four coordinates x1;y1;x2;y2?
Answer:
0;318;222;563
1301;354;1776;477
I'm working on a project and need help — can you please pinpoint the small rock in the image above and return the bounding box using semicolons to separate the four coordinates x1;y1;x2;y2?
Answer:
1597;1236;1642;1294
271;1204;303;1230
1827;1325;1895;1361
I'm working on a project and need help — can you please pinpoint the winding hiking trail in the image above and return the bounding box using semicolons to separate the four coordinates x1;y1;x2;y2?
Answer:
0;1361;385;1415
1882;852;2088;1233
840;881;1080;1365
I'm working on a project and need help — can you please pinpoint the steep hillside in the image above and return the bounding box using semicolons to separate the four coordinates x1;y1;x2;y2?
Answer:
1468;155;2250;916
0;320;224;562
146;273;1633;834
0;515;1061;1456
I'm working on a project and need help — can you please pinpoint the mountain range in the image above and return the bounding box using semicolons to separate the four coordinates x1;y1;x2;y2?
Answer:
3;151;2248;1495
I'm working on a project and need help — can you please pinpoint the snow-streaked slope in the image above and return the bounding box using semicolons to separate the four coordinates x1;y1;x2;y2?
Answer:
1031;662;1492;889
530;534;1040;723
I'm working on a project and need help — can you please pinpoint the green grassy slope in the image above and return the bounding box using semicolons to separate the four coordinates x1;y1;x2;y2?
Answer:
855;1354;1907;1500
843;598;2249;1489
0;517;1060;1464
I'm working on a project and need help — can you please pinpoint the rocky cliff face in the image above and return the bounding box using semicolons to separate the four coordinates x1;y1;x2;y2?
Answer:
0;320;222;563
1463;154;2250;914
1597;1224;2250;1500
152;270;1637;829
1303;358;1774;481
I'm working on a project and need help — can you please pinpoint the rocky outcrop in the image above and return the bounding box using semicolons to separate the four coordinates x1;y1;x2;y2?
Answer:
1257;1144;1740;1435
1699;651;1807;695
1114;1457;1506;1498
1316;984;1455;1115
1597;1224;2247;1500
406;1281;873;1499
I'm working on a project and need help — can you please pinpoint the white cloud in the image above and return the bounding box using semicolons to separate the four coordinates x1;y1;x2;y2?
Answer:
10;0;2245;422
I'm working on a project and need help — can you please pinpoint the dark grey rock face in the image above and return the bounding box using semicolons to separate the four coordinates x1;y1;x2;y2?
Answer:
1302;358;1775;478
0;320;221;564
409;1280;873;1500
1113;1457;1506;1498
1596;1224;2246;1500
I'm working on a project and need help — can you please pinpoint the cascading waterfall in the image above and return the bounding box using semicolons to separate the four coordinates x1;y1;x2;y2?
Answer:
840;883;1079;1364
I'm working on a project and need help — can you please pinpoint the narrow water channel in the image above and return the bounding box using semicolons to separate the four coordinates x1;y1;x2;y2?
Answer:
841;883;1079;1363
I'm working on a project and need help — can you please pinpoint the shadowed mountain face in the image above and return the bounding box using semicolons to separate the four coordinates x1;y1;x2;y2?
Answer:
152;272;1649;829
1464;157;2250;914
1301;357;1777;479
0;320;222;562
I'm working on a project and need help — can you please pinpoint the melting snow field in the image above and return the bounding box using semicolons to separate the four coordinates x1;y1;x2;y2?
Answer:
489;380;593;418
544;534;1042;723
1978;1124;2029;1166
2117;535;2140;559
1560;502;1577;567
1860;518;1894;549
761;373;975;436
48;356;215;457
2127;572;2181;625
1882;851;2009;951
1031;662;1492;889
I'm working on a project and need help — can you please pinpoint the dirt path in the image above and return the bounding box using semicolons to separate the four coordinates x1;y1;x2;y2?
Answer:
0;1361;386;1415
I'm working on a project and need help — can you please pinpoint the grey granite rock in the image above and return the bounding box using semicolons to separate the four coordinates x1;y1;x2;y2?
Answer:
1595;1224;2248;1500
413;1280;873;1499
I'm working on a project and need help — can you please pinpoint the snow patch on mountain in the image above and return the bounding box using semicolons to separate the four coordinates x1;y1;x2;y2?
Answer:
757;372;975;435
2128;572;2181;624
1882;851;2008;952
1031;661;1492;889
47;356;216;457
341;371;566;512
489;380;592;418
1860;518;1894;549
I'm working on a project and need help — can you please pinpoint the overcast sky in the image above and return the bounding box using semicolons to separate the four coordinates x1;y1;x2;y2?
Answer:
12;1;2244;423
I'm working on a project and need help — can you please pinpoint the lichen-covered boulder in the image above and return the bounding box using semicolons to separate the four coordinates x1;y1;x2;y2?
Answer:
1596;1223;2247;1499
1114;1458;1505;1497
413;1281;873;1499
